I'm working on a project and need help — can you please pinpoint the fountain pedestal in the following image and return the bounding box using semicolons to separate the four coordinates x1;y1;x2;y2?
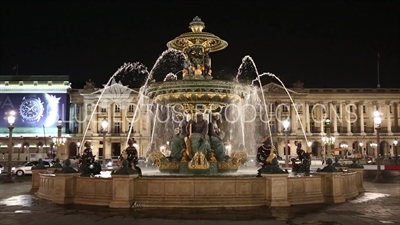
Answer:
263;174;290;207
349;168;365;193
318;172;346;203
52;173;81;204
109;174;137;208
30;169;47;194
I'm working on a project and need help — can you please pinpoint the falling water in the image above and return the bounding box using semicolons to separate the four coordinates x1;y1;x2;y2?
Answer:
79;62;146;152
150;105;160;144
236;56;309;144
235;57;273;147
239;100;245;147
79;48;308;158
163;73;178;81
80;48;185;151
126;49;186;145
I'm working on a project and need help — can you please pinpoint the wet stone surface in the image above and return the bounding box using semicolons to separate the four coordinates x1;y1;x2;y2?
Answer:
0;174;399;225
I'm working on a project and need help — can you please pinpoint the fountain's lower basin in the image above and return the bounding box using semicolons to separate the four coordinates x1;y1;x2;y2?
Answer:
32;168;365;208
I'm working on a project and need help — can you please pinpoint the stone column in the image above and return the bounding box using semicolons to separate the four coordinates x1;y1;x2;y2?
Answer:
305;102;311;134
91;105;98;134
83;101;92;134
79;103;85;134
386;101;392;135
320;105;325;135
290;103;298;135
302;102;307;135
346;101;353;136
122;107;127;133
107;105;112;134
331;102;339;135
69;104;75;133
359;101;366;135
372;101;378;135
103;106;112;158
262;174;290;207
277;105;282;134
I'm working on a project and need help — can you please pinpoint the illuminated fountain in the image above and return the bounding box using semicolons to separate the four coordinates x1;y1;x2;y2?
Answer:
34;17;364;208
146;16;253;174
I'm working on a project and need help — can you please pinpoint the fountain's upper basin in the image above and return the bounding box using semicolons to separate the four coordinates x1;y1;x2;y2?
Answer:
167;31;228;52
145;79;252;113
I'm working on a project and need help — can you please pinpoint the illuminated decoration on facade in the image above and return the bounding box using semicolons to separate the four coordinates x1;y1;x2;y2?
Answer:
0;75;70;160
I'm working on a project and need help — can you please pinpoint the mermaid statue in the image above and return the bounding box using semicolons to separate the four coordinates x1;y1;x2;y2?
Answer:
256;135;278;177
291;141;311;175
168;113;188;161
188;114;209;158
209;113;227;161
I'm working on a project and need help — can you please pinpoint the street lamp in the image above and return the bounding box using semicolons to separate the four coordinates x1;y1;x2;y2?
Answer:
282;119;290;167
52;119;66;159
340;143;348;158
373;110;383;183
359;142;363;156
76;141;81;156
393;138;398;165
322;119;335;158
4;110;16;183
101;118;108;168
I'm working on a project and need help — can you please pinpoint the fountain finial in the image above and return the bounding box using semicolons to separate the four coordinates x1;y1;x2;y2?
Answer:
189;16;205;33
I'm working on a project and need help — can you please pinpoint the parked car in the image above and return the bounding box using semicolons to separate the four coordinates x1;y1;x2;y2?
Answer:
11;160;53;176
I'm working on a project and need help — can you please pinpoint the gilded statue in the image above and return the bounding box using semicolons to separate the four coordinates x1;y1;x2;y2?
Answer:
188;151;209;169
182;38;212;79
256;135;278;177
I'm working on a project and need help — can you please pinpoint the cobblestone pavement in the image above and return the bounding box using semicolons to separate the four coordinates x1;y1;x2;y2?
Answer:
0;176;399;225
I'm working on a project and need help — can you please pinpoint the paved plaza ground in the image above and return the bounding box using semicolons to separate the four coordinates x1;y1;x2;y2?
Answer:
0;172;399;225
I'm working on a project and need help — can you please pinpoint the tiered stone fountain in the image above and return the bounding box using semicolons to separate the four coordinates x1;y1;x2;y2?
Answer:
33;17;364;208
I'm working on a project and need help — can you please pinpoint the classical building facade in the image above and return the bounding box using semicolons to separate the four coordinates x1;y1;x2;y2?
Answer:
67;79;153;160
261;82;400;158
1;76;399;161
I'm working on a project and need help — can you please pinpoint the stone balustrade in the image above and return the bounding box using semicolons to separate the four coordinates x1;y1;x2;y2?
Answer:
34;171;363;208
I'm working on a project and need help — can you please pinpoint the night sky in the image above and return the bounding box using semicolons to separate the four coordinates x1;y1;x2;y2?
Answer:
1;0;399;88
